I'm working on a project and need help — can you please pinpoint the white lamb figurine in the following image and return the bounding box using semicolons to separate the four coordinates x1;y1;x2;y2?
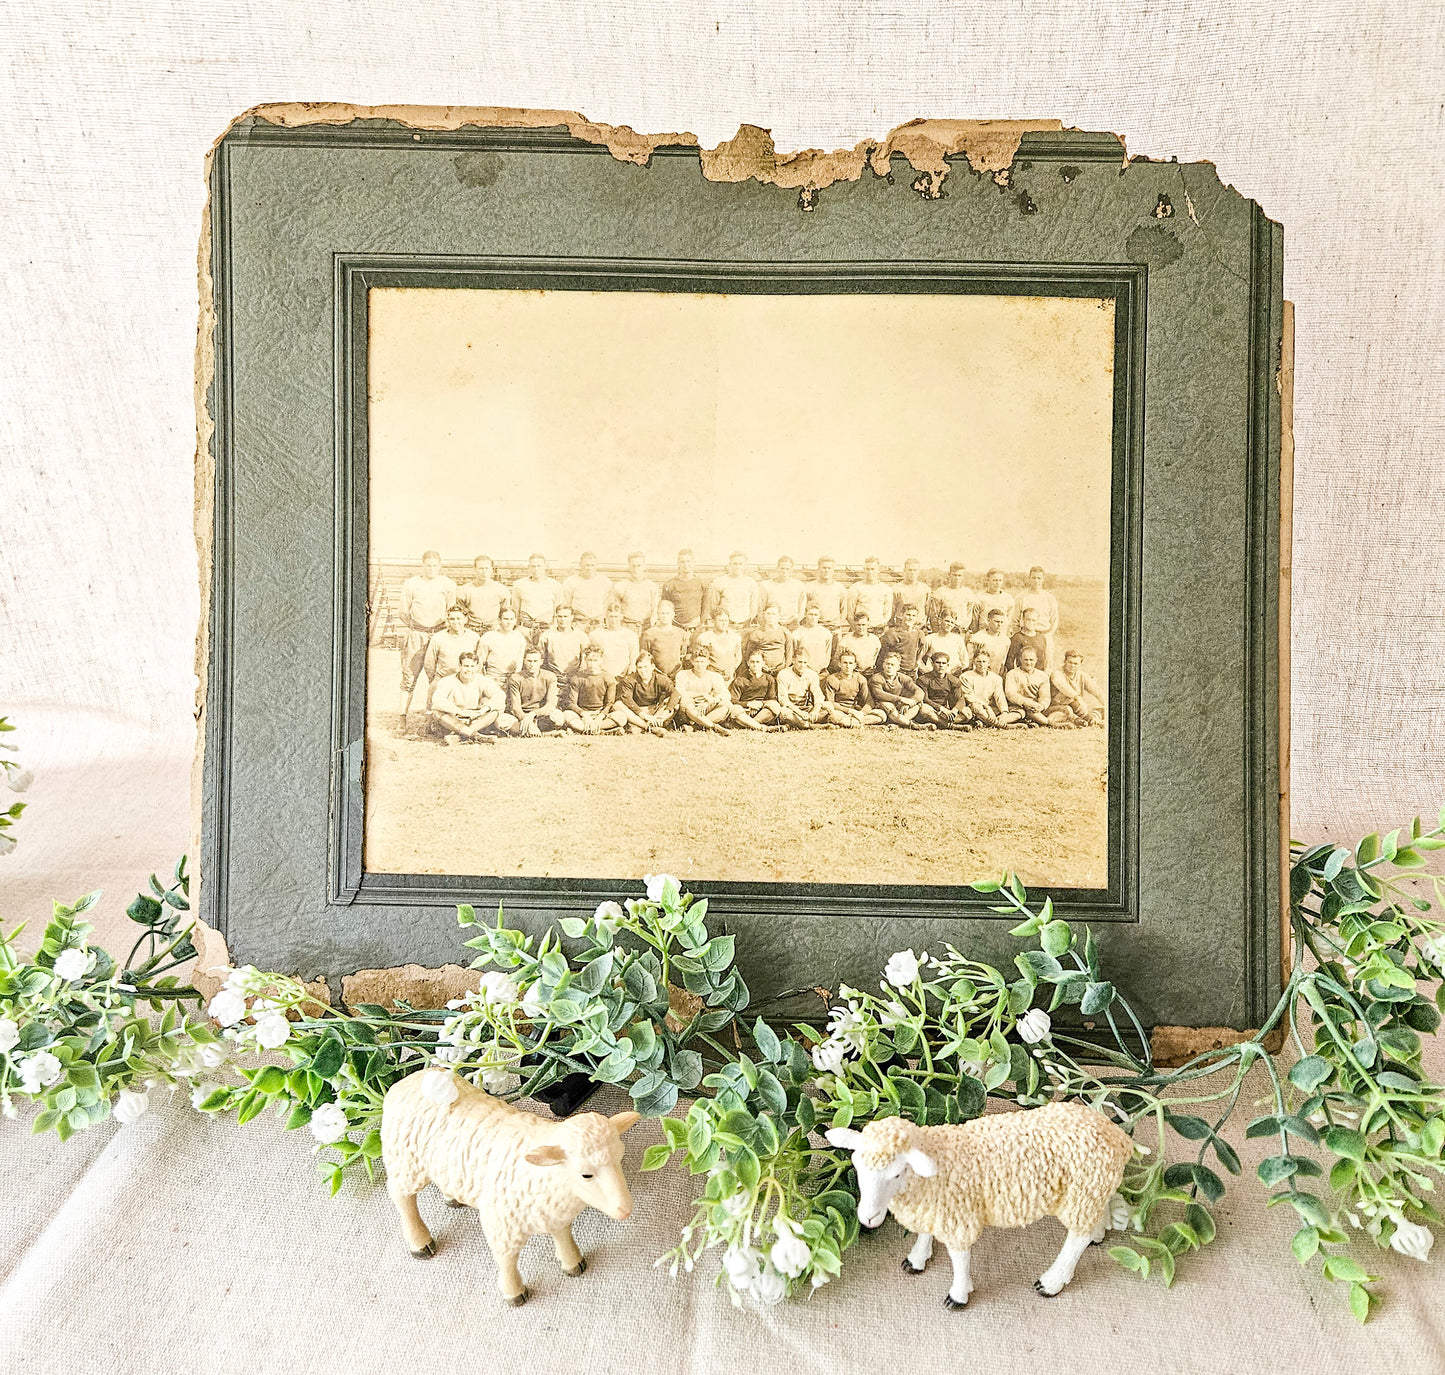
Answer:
380;1069;641;1305
826;1102;1133;1307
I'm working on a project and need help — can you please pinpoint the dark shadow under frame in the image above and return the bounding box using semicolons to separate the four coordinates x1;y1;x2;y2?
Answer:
326;256;1146;924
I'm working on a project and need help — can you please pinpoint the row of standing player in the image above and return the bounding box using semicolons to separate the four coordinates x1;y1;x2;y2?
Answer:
422;636;1106;745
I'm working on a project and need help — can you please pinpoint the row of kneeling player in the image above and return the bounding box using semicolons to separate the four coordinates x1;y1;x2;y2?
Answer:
421;642;1105;743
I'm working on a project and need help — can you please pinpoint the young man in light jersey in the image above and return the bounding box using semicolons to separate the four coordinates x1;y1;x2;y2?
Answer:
588;603;641;679
921;612;970;679
792;602;835;674
639;599;688;678
563;552;613;630
672;647;732;734
960;646;1024;727
480;605;529;683
1004;646;1067;727
807;556;849;631
562;644;624;734
538;604;589;679
833;609;882;678
1012;564;1060;649
614;650;675;736
927;563;977;638
614;552;660;631
1049;650;1106;726
422;606;481;706
455;555;510;634
661;548;709;631
706;550;761;629
845;556;894;634
761;555;808;629
398;549;457;731
822;649;886;727
891;558;931;627
869;650;930;729
728;649;781;731
975;568;1016;636
430;653;511;743
741;603;793;673
506;647;566;736
775;647;829;730
510;553;566;642
967;606;1012;675
692;608;743;681
1005;606;1052;674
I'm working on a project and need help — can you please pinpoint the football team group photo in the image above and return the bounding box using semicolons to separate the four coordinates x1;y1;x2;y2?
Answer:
361;286;1117;889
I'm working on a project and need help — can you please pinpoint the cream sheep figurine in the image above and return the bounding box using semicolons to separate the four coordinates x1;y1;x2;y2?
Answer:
380;1068;641;1305
826;1102;1133;1307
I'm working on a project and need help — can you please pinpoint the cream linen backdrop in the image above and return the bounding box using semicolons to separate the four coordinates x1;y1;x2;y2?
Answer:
1;4;1443;1372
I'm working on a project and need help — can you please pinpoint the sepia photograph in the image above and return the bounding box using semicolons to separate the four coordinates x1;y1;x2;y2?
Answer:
362;286;1116;888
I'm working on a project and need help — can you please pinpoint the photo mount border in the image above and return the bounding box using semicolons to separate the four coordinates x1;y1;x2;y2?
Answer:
326;256;1146;925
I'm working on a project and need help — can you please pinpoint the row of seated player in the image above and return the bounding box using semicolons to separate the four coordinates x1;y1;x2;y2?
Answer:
419;642;1106;743
393;551;1069;640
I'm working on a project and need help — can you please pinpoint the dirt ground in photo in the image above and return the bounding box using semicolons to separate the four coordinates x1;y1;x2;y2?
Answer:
363;706;1109;890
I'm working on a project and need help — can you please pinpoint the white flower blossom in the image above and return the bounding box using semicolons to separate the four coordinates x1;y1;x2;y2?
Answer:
593;901;625;936
878;1000;910;1028
6;766;34;793
434;1043;467;1064
811;1037;849;1074
644;873;679;905
810;1270;831;1288
825;1001;867;1050
722;1245;761;1290
207;988;248;1027
0;834;17;856
476;971;521;1006
189;1081;218;1109
722;1191;752;1218
752;1262;787;1305
960;1059;988;1080
481;1068;510;1091
1421;933;1445;966
253;1011;291;1049
199;1042;229;1069
17;1051;62;1094
225;966;264;993
884;949;922;988
420;1070;459;1106
0;1018;19;1053
113;1089;150;1125
770;1231;812;1278
1390;1217;1435;1262
1018;1008;1052;1044
520;985;547;1018
52;948;91;982
309;1102;350;1144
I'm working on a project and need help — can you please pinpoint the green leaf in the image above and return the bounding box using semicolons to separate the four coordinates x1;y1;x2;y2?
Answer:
1323;1127;1367;1163
754;1068;787;1116
1355;833;1380;865
252;1065;287;1095
1108;1245;1148;1279
1245;1114;1281;1139
1080;981;1115;1015
891;1076;927;1123
956;1075;987;1121
1391;847;1427;869
701;935;736;972
197;1087;231;1112
558;916;588;938
1040;920;1072;957
1321;847;1349;882
631;1078;679;1118
623;963;658;1004
236;1090;267;1125
1349;1281;1372;1324
1322;1255;1372;1284
1258;1155;1300;1187
752;1017;782;1063
1291;1226;1319;1264
731;1144;761;1191
1211;1137;1242;1176
361;1129;383;1159
1288;1056;1332;1093
1287;1193;1332;1229
670;1050;704;1092
309;1037;346;1080
1185;1203;1216;1246
1165;1113;1213;1141
641;1143;673;1172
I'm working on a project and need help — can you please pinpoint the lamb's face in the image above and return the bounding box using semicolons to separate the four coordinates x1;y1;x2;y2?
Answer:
825;1120;937;1229
524;1111;641;1220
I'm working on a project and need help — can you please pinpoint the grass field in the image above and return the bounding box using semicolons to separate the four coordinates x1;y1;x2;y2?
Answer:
363;664;1108;890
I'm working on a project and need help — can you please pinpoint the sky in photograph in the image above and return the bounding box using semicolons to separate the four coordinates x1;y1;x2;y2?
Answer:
368;287;1116;576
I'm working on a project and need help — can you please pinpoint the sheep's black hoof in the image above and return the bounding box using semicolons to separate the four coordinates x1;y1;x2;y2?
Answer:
901;1258;926;1275
943;1294;969;1311
563;1258;587;1277
440;1194;468;1209
506;1288;530;1307
1033;1279;1060;1298
411;1240;436;1259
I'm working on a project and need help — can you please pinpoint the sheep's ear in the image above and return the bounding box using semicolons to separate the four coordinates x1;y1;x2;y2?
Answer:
524;1143;567;1167
905;1148;937;1177
610;1111;642;1135
825;1127;867;1150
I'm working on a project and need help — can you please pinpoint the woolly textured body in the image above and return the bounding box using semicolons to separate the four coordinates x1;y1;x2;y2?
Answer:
886;1102;1133;1246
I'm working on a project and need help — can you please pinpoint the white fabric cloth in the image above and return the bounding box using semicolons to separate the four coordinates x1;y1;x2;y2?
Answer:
2;3;1445;1370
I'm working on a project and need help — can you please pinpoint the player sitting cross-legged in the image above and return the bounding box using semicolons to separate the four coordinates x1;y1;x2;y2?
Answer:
506;647;566;737
959;646;1024;728
869;650;931;729
1049;650;1106;727
429;652;512;744
774;646;830;730
614;650;676;736
672;647;733;735
562;643;624;735
728;649;782;731
1004;645;1069;727
915;648;973;730
822;648;886;728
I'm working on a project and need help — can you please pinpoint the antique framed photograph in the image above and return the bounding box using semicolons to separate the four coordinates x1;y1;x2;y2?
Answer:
199;110;1285;1030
